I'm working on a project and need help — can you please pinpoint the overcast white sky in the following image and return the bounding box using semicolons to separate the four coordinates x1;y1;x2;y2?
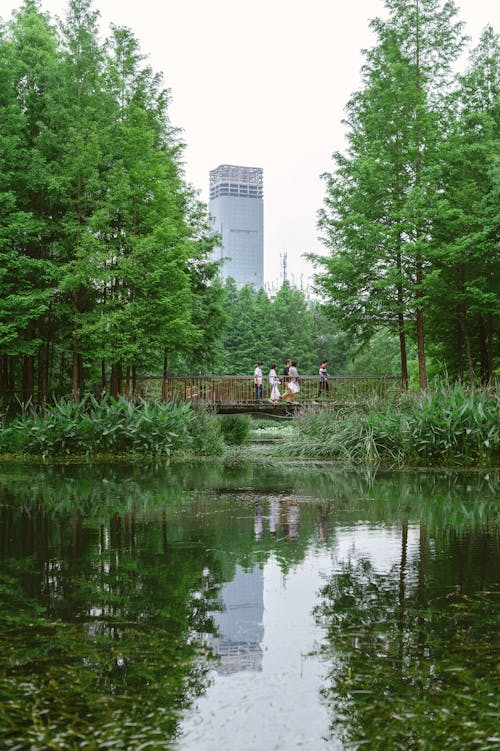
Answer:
2;0;499;286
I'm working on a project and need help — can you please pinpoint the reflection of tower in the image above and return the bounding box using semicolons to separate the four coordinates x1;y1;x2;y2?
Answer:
210;565;264;674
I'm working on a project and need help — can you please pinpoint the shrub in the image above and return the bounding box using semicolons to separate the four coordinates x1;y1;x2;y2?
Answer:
189;408;225;455
218;414;252;445
0;397;225;459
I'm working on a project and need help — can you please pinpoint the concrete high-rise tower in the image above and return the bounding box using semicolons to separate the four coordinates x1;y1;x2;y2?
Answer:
209;164;264;288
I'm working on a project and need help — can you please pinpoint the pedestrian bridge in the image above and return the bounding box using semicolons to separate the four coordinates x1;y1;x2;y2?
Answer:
133;375;402;415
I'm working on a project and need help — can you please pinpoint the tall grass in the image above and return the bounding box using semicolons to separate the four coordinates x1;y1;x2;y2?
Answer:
0;396;225;459
279;383;499;467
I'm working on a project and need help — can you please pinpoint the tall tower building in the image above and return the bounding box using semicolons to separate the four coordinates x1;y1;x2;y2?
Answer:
209;164;264;288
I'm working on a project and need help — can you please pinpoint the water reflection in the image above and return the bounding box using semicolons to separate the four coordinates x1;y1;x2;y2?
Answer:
0;462;498;750
314;522;500;750
209;564;264;674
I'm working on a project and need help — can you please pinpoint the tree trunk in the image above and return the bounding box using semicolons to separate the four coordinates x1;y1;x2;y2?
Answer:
478;316;489;384
23;354;35;403
398;312;409;390
415;260;427;390
132;364;137;400
0;356;7;401
60;352;66;397
72;350;80;403
39;341;48;404
161;350;168;402
396;248;409;390
462;313;475;384
455;317;464;381
486;313;494;384
124;366;131;400
110;363;123;398
101;359;107;399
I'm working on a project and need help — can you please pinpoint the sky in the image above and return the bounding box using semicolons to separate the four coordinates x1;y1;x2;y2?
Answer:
2;0;499;287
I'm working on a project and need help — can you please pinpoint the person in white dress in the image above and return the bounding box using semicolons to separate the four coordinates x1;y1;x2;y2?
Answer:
269;364;281;403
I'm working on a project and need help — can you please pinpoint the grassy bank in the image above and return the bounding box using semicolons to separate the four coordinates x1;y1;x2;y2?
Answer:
277;383;500;467
0;397;225;460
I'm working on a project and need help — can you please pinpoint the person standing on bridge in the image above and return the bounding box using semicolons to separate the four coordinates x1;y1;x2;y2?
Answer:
318;359;330;398
285;361;300;402
254;361;264;402
269;364;281;403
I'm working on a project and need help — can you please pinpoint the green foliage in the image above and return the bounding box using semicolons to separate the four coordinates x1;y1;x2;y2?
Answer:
0;396;224;458
214;279;353;377
315;542;500;750
0;0;223;403
315;0;499;387
400;382;500;465
280;383;500;467
189;406;225;455
218;414;252;445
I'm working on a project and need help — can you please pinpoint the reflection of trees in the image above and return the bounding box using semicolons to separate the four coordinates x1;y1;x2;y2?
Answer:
0;502;223;749
0;464;337;749
0;461;498;748
314;526;500;750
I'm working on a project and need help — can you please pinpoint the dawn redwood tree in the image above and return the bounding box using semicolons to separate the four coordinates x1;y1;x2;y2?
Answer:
271;281;316;372
55;0;111;401
427;25;500;382
316;0;466;388
219;283;259;375
97;25;221;396
0;0;62;402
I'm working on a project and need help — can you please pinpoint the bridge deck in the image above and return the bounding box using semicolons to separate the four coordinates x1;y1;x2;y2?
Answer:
131;375;402;409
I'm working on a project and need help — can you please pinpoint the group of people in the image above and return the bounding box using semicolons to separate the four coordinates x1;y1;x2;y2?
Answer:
253;358;330;403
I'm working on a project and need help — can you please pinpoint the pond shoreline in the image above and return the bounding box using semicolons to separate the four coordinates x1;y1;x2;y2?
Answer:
0;450;498;475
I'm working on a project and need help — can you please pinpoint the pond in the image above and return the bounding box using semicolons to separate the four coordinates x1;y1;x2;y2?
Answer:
0;461;499;750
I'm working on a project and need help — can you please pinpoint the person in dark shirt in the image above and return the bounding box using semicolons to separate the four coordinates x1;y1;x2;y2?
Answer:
318;359;330;398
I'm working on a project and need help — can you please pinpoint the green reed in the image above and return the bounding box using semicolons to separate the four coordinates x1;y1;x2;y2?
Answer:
279;382;499;467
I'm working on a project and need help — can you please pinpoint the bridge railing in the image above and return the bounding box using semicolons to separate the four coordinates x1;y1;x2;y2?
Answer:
134;375;402;405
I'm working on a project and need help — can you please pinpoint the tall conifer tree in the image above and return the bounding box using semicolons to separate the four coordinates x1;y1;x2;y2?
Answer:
316;0;466;387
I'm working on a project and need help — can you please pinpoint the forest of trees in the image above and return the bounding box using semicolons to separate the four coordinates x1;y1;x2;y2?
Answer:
0;0;225;402
0;0;498;405
315;0;499;388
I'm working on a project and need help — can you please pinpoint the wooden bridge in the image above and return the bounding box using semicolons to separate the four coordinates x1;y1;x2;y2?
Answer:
132;375;402;415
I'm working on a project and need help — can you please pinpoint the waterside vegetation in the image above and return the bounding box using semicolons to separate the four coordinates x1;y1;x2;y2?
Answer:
0;396;224;459
0;383;498;467
280;383;500;467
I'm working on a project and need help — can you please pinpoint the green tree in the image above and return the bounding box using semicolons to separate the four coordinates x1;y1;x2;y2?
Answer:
219;282;259;374
0;0;62;402
271;281;316;372
316;0;466;388
426;25;500;382
0;0;225;403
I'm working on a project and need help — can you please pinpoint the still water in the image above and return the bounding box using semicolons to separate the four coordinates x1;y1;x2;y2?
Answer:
0;461;498;750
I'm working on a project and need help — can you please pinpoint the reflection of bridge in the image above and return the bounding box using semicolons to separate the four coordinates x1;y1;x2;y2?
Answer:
135;375;402;414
